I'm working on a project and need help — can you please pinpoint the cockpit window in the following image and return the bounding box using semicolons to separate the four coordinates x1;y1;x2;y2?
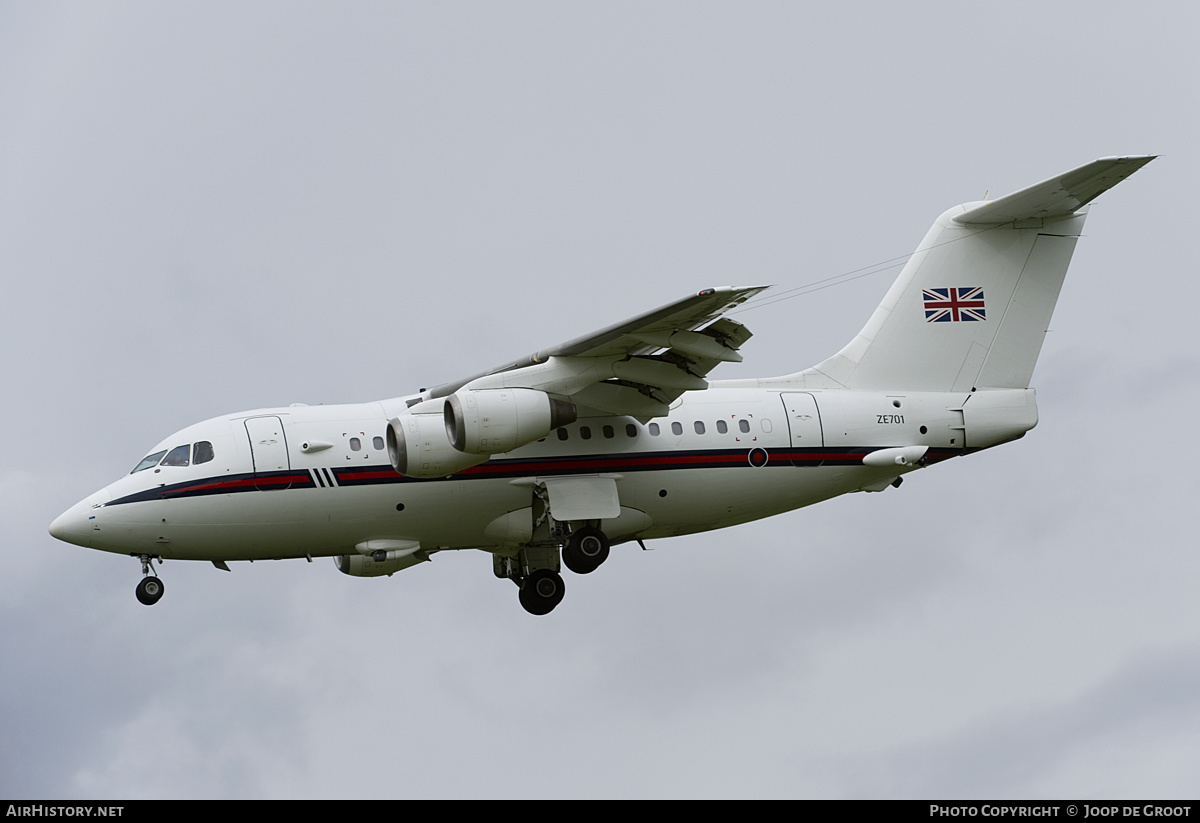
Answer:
131;441;216;474
131;450;167;474
161;445;191;467
193;441;214;465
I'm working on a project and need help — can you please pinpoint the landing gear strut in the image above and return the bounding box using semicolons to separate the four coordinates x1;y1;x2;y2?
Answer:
135;555;164;606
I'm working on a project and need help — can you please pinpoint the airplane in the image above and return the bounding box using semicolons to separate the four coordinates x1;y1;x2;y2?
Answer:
49;156;1153;615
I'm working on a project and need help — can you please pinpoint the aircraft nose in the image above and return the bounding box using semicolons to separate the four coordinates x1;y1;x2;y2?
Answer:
49;507;91;547
49;490;109;548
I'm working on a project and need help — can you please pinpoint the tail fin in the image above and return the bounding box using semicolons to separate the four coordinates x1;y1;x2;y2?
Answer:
798;156;1154;392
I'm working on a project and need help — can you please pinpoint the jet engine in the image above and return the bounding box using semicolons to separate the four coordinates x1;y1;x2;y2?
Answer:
444;388;576;455
386;413;488;478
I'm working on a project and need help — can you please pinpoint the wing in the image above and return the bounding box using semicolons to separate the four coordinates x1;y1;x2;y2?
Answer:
426;286;767;417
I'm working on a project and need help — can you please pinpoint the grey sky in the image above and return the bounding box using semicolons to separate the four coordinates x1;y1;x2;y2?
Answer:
2;1;1197;798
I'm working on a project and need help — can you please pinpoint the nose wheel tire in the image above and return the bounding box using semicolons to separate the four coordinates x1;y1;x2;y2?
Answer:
518;569;565;615
563;526;610;575
136;576;164;606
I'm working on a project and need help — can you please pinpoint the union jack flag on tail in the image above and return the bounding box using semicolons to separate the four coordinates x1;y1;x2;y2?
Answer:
923;287;986;322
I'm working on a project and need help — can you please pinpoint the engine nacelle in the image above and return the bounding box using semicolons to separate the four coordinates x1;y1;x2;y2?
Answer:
444;388;577;455
386;413;488;478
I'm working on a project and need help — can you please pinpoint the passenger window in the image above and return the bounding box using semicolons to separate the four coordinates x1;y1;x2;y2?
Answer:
373;436;385;450
648;423;660;436
193;441;215;465
350;437;362;451
694;421;705;435
671;422;683;436
716;420;727;434
161;445;191;467
131;450;167;474
557;428;569;441
603;425;614;439
580;426;592;440
739;419;750;433
625;424;637;438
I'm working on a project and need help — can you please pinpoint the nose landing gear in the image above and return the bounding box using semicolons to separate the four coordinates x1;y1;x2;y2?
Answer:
134;555;164;606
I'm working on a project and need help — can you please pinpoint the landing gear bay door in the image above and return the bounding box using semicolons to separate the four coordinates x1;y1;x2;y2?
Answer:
540;476;621;521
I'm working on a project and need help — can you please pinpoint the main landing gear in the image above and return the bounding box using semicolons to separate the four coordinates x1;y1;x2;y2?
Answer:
518;569;565;616
134;555;164;606
562;525;610;575
501;525;613;616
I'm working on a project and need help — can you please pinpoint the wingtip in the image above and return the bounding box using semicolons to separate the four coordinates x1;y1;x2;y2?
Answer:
699;285;771;297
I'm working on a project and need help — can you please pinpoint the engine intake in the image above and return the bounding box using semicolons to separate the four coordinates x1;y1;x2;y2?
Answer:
386;414;488;478
444;389;576;455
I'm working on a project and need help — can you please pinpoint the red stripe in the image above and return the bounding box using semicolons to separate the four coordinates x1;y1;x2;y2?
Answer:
338;471;402;481
168;474;310;494
461;452;750;476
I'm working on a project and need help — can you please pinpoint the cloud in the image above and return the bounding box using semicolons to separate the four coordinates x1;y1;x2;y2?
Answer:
5;0;1198;799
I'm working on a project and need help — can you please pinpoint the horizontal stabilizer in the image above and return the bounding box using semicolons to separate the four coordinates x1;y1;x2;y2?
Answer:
953;156;1155;225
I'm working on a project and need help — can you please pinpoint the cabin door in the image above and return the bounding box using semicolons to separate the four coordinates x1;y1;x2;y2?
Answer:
245;416;292;490
780;392;824;467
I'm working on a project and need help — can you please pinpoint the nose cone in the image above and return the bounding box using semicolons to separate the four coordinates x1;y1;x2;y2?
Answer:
49;490;110;548
49;508;90;547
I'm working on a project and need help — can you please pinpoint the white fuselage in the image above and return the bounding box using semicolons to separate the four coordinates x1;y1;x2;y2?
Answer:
51;383;1034;564
46;157;1151;613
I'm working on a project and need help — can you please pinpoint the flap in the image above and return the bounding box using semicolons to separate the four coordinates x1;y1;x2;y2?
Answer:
426;286;766;416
